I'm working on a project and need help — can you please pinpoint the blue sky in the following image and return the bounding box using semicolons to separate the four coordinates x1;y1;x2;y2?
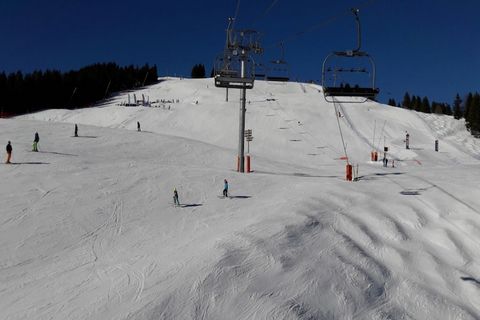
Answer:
1;0;479;104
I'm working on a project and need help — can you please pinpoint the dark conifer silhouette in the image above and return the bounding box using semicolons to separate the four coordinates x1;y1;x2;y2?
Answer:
0;63;158;117
191;64;206;78
453;94;463;120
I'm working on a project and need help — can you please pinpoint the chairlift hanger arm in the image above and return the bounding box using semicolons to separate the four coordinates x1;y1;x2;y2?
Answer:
351;8;361;53
279;42;285;61
226;18;235;48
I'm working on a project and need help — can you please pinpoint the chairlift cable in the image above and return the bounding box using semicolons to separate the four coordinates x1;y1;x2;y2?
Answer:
250;0;281;27
232;0;242;29
264;0;380;49
333;98;350;164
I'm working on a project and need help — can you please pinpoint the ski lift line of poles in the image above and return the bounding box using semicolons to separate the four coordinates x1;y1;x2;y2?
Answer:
261;0;380;50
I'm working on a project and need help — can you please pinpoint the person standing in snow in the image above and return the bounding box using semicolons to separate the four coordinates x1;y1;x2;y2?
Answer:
74;124;78;137
223;179;229;198
405;131;410;149
173;188;180;206
33;132;39;152
137;121;141;132
5;141;12;164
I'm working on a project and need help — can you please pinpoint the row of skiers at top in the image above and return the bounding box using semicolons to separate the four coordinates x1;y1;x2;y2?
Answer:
172;179;229;207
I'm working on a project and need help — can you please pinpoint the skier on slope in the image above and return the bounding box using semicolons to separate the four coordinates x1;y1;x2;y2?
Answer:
173;188;180;206
223;179;229;198
5;141;12;164
137;121;141;132
33;132;39;152
74;124;78;137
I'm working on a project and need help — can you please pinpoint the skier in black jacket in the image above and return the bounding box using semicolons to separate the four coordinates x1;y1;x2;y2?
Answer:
33;132;39;152
6;141;12;164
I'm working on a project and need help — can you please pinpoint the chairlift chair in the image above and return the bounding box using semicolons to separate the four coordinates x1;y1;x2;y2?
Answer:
266;59;290;82
321;9;379;103
254;62;266;79
266;42;290;82
214;51;256;89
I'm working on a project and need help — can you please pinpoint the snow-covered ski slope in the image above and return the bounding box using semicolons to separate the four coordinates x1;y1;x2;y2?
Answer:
2;77;480;319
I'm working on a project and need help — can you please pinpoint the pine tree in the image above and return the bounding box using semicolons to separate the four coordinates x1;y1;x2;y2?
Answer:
387;98;396;107
470;93;480;135
442;103;452;116
402;92;411;109
413;96;421;112
432;102;442;114
191;64;198;78
191;64;206;78
421;96;431;113
453;93;462;119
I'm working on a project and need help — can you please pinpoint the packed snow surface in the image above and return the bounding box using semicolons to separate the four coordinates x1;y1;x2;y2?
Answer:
2;78;480;319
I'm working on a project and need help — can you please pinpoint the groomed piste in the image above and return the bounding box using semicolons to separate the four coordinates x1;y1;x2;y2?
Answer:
2;77;480;319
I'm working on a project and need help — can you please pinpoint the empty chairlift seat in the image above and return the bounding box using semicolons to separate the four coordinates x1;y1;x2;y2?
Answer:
266;43;290;82
321;9;380;103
